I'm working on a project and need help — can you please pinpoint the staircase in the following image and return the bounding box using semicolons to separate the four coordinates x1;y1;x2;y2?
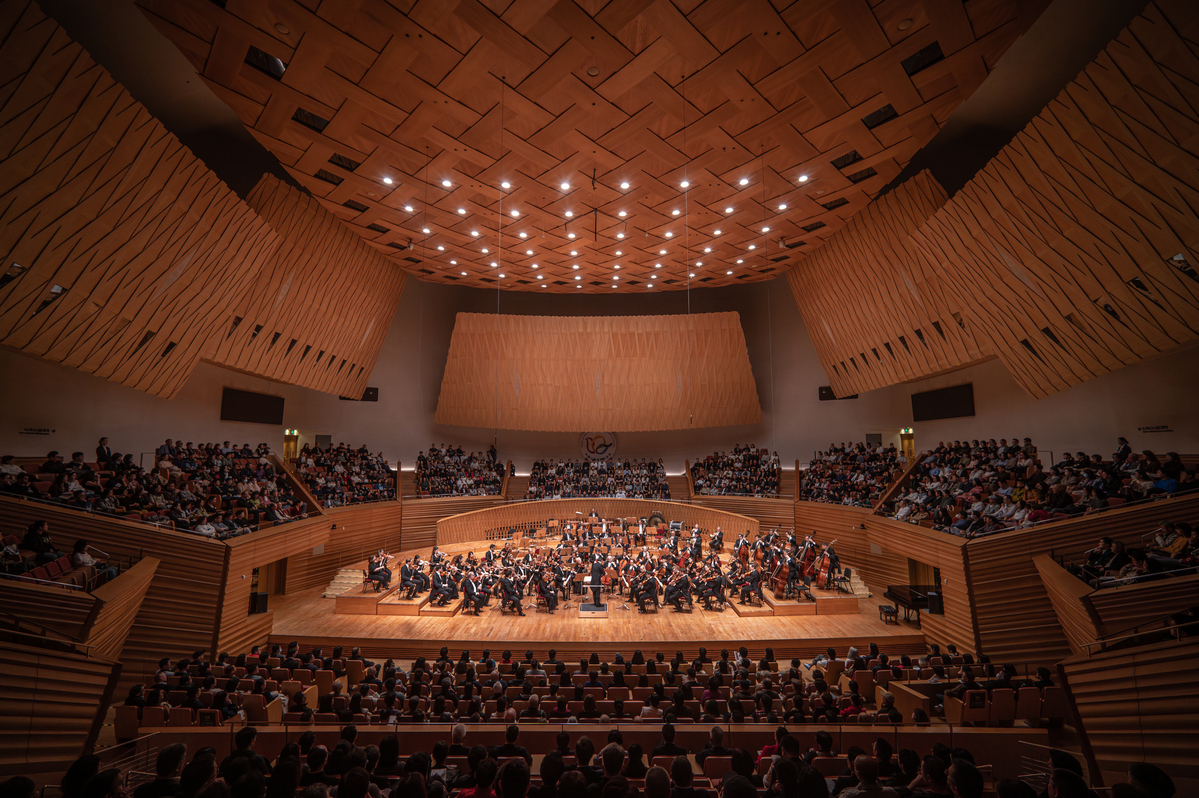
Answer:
506;475;530;499
398;469;419;498
777;468;796;500
322;568;362;598
666;475;691;500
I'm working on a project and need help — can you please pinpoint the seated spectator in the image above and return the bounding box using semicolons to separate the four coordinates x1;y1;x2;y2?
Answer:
300;442;395;506
692;445;780;497
527;458;669;500
799;443;901;506
413;444;501;498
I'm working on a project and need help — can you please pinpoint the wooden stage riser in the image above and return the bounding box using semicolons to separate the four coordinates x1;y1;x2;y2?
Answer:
136;725;1046;783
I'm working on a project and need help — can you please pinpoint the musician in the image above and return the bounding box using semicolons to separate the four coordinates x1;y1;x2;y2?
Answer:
431;568;453;606
589;556;606;608
412;556;431;592
690;530;703;560
665;568;691;612
485;544;498;564
700;569;724;610
499;569;525;616
462;571;484;615
636;519;647;546
556;560;573;601
710;526;724;552
537;570;558;613
739;565;762;605
636;570;662;614
733;532;748;560
368;552;392;589
589;509;599;519
399;557;417;598
430;546;445;568
786;552;802;595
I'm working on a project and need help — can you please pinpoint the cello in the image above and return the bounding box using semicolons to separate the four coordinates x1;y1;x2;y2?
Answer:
815;538;838;589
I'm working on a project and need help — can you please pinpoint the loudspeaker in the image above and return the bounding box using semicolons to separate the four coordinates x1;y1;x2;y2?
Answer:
249;591;269;615
926;591;943;615
818;386;859;401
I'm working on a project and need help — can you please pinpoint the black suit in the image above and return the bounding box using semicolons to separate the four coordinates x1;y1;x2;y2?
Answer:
488;742;532;765
462;578;483;614
695;743;731;766
652;742;687;758
589;560;605;607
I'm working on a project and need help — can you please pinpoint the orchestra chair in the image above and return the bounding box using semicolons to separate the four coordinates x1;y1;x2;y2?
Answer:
535;594;549;613
799;576;816;602
987;688;1016;726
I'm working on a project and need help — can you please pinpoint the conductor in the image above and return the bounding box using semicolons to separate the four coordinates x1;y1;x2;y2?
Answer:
589;556;606;608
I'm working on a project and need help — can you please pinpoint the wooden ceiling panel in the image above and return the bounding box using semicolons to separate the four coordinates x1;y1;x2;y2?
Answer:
434;311;762;431
910;0;1199;398
136;0;1045;292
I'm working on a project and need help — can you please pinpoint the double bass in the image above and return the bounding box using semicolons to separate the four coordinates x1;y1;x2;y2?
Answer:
814;538;838;589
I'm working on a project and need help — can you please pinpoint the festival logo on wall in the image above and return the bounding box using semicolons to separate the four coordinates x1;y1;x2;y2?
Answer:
579;432;617;461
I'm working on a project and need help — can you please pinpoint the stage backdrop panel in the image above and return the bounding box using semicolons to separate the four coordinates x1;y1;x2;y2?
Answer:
434;312;762;432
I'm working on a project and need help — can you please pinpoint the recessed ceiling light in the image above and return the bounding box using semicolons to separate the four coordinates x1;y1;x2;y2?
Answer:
778;204;787;210
665;232;673;238
696;261;702;266
519;232;528;238
442;180;451;187
737;259;743;264
568;233;576;238
714;229;721;235
651;274;657;279
565;211;573;218
680;180;689;188
748;244;756;250
620;182;630;190
382;177;393;185
499;273;505;278
422;227;431;234
725;207;733;213
615;251;622;255
577;285;583;288
575;275;581;280
461;271;467;276
611;284;617;288
537;274;543;279
570;251;578;256
739;178;748;186
897;18;913;31
817;189;825;194
613;275;619;280
275;23;290;34
618;211;627;217
510;210;519;217
525;249;533;255
727;270;733;275
659;249;667;255
704;247;711;253
561;182;570;190
404;205;414;212
437;246;444;251
542;284;547;288
614;264;620;269
471;230;479;236
457;208;466;214
672;210;680;216
647;283;653;287
573;264;579;269
798;174;809;183
482;248;489;253
501;181;510;189
617;232;624;239
762;226;770;232
655;263;661;268
450;259;457;264
491;261;497;267
689;273;695;278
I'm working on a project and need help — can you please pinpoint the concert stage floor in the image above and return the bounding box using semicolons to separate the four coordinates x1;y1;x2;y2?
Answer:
269;581;926;662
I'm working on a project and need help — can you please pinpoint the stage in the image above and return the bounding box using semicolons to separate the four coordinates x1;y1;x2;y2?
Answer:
269;542;926;661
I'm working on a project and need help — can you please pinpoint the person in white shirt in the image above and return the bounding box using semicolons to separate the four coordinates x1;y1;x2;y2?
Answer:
193;520;217;538
71;540;118;582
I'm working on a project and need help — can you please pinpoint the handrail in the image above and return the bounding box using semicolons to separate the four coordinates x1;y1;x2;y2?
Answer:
0;607;88;643
1086;608;1199;649
1;571;85;591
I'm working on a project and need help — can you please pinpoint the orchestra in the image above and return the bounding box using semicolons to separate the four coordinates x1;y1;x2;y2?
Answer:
359;516;843;618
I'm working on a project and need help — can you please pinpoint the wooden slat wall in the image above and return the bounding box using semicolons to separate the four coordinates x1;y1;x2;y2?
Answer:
83;557;160;662
207;176;406;397
0;1;279;398
0;496;227;689
690;495;795;531
912;0;1199;398
1087;573;1199;636
1060;639;1199;781
136;0;1045;293
435;313;761;431
0;580;98;641
964;493;1199;664
0;640;119;776
218;517;330;654
786;171;992;397
437;499;760;546
405;496;504;551
1033;554;1103;656
285;502;404;592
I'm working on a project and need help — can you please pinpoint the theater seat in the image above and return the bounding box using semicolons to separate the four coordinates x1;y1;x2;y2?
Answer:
114;705;141;741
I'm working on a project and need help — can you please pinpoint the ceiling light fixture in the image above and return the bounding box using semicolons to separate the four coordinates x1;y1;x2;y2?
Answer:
737;259;744;264
561;182;570;190
725;207;733;213
501;181;511;189
525;249;533;255
461;271;467;275
437;245;444;251
748;244;756;250
696;261;702;266
713;229;721;235
680;180;689;188
778;204;787;210
665;232;673;238
568;232;576;238
572;264;579;269
404;205;414;212
442;180;451;187
510;210;519;217
382;177;393;185
422;227;431;234
542;284;547;288
617;232;625;239
620;182;630;189
727;270;733;275
689;272;696;278
570;250;578;256
798;174;809;183
575;275;581;280
499;273;505;278
613;275;619;280
577;285;583;288
614;264;620;269
615;250;622;255
647;283;653;287
519;232;527;238
457;208;466;214
482;248;489;253
672;210;680;216
450;259;457;264
762;226;770;232
565;211;573;218
704;247;711;253
659;249;667;255
471;230;479;236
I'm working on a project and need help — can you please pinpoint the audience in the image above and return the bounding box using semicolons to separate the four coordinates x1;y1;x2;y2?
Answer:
526;459;668;500
691;445;780;497
799;443;903;506
297;443;394;506
1;440;307;539
414;444;503;498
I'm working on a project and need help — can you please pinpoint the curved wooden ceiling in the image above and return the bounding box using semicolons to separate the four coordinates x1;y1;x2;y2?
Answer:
137;0;1047;293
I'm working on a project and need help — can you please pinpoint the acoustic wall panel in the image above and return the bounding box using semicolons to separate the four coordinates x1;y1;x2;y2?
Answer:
785;171;992;397
912;0;1199;398
435;312;762;431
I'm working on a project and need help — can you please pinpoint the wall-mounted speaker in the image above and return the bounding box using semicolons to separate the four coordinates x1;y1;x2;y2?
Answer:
249;591;269;614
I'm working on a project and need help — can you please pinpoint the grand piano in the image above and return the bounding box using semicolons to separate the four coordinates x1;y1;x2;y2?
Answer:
883;584;939;627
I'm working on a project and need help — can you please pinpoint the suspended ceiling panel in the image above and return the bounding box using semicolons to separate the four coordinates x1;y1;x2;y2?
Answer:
137;0;1047;292
435;312;762;431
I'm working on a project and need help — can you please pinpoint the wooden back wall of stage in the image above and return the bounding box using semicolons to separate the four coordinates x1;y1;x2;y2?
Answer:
437;499;759;546
434;312;762;431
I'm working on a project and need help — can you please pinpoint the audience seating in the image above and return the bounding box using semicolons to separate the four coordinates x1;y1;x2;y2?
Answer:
526;458;669;500
798;443;902;506
691;445;780;497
